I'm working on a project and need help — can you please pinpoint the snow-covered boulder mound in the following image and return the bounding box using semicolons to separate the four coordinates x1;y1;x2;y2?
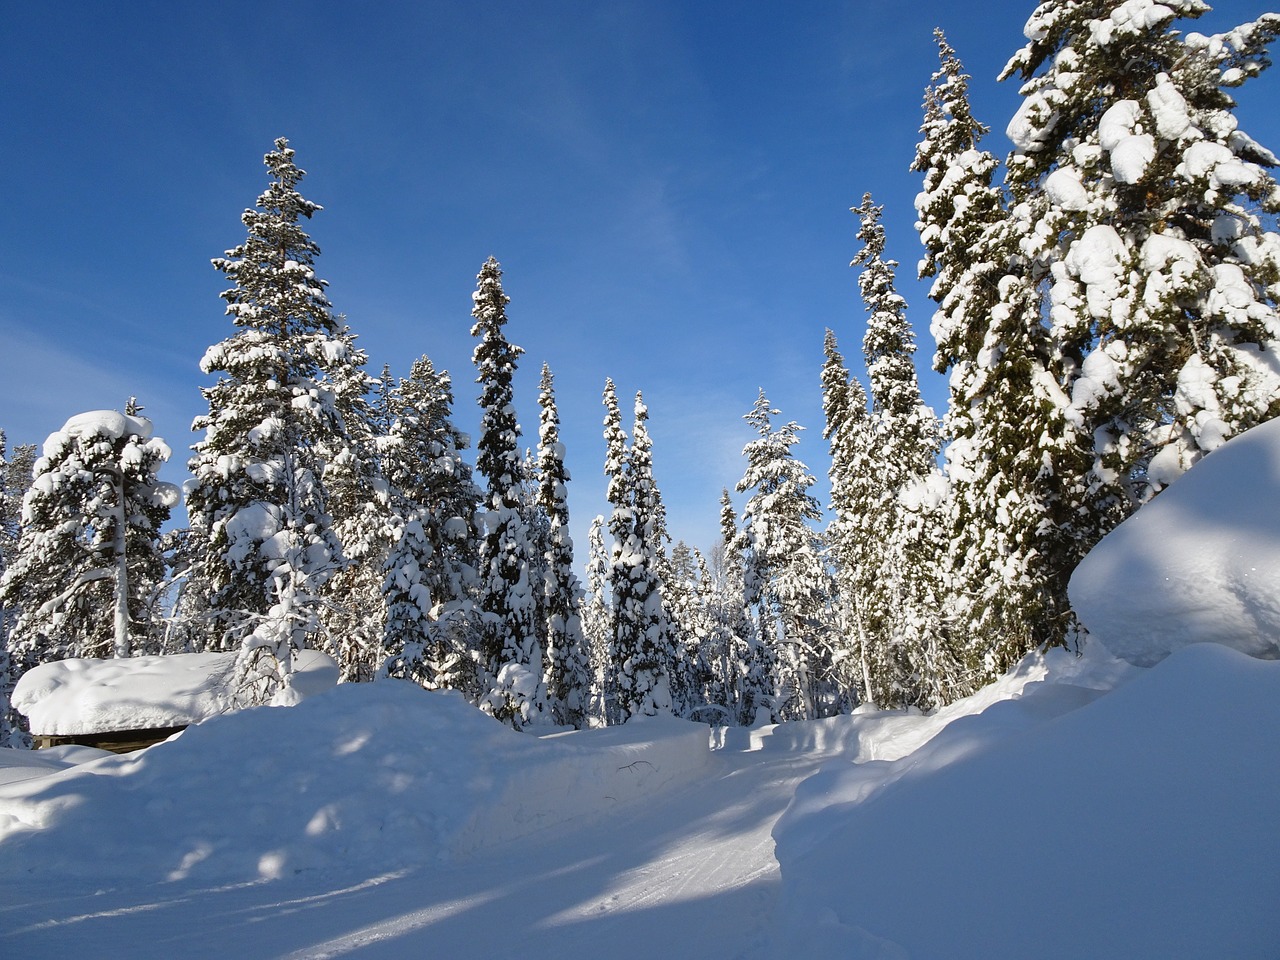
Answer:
770;644;1280;959
0;680;712;884
13;649;338;735
1070;415;1280;666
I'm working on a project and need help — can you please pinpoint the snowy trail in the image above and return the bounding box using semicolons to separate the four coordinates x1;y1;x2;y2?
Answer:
0;744;827;960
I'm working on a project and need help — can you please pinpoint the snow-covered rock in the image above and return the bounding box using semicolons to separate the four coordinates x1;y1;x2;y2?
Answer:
12;650;339;736
1070;415;1280;665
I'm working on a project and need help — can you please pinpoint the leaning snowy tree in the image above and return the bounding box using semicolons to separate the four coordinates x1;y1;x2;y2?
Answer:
911;29;1071;685
0;410;177;667
999;0;1280;549
187;138;360;701
471;257;544;726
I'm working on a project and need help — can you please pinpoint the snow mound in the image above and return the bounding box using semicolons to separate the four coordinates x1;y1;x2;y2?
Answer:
1070;415;1280;665
12;650;338;735
0;681;712;884
771;643;1280;959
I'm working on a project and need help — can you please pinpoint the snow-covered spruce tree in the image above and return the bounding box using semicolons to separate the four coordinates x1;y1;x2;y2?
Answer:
581;514;613;722
601;380;672;723
380;355;482;695
536;364;591;728
187;138;356;698
626;392;676;714
0;431;36;747
1000;1;1280;533
317;321;387;681
0;411;177;666
735;390;832;721
471;257;543;726
853;195;953;709
820;329;876;707
911;31;1070;686
663;538;704;718
718;489;768;725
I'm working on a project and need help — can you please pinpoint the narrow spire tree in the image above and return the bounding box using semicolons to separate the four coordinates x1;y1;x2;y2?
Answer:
0;432;36;746
911;31;1069;686
471;257;542;726
820;329;875;706
537;364;591;727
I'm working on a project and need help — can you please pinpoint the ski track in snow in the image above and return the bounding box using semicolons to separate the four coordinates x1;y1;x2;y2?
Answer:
0;747;826;960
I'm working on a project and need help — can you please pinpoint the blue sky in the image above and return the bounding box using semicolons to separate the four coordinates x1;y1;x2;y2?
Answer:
3;1;1278;553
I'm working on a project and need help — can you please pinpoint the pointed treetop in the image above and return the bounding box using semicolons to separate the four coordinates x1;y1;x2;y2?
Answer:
744;388;781;438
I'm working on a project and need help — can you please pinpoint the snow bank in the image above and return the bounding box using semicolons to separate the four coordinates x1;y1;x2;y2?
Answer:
0;681;712;883
12;649;339;735
1070;415;1280;665
771;643;1280;959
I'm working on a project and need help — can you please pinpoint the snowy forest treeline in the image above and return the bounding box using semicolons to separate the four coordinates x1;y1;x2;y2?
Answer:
2;2;1279;744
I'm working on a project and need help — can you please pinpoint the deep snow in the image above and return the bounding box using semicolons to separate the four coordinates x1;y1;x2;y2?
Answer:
3;418;1280;958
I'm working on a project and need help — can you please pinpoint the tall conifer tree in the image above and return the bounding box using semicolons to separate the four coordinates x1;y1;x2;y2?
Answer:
853;195;949;707
471;258;542;726
187;139;357;696
537;365;591;727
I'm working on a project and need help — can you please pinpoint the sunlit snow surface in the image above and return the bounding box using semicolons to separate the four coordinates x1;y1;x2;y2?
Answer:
1071;414;1280;664
4;418;1280;957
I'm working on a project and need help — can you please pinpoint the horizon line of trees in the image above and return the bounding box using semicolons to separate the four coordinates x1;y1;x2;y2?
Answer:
3;2;1279;746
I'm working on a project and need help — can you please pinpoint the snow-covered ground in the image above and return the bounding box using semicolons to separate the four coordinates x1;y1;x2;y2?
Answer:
3;420;1280;958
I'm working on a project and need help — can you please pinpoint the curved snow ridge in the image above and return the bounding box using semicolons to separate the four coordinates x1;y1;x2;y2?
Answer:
0;682;713;885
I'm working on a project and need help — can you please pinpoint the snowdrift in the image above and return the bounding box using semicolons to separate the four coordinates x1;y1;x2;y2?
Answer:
1070;414;1280;665
770;644;1280;959
0;681;712;884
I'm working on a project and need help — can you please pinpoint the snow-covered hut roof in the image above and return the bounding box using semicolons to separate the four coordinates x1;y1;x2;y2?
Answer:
12;650;338;736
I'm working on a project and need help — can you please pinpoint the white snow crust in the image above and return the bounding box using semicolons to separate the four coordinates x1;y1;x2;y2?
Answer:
12;650;338;736
1071;414;1280;664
